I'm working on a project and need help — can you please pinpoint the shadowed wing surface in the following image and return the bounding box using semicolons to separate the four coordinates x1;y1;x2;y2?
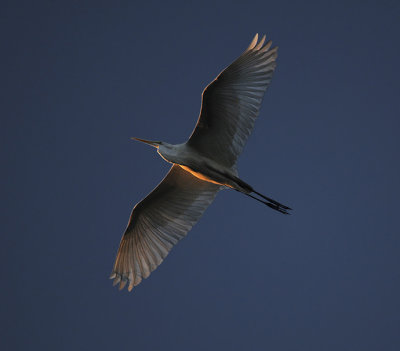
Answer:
110;165;221;291
187;34;278;168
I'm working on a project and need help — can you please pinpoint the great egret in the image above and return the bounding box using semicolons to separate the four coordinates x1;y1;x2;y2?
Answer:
110;34;291;291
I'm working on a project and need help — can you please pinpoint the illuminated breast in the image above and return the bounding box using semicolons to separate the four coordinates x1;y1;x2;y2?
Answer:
179;165;222;185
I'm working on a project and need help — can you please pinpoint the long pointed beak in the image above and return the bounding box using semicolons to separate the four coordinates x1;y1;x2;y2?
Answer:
131;137;160;148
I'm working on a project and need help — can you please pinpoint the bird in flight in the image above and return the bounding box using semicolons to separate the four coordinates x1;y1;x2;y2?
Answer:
110;34;291;291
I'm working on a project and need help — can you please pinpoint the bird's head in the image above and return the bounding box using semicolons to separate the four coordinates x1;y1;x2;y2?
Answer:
131;138;175;162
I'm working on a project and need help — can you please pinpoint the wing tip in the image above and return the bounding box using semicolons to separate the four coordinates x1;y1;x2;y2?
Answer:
247;33;277;54
254;34;266;50
110;270;136;292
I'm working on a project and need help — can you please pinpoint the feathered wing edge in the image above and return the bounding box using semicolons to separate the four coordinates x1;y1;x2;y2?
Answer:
187;33;278;167
110;165;221;291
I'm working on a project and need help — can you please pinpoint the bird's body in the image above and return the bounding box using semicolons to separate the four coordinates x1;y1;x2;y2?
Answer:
110;34;291;291
157;142;239;188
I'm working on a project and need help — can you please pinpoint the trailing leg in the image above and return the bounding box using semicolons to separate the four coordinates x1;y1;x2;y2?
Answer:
234;189;291;215
252;190;292;210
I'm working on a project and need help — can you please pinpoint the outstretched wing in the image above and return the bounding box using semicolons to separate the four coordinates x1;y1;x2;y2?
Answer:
110;165;221;291
187;34;278;168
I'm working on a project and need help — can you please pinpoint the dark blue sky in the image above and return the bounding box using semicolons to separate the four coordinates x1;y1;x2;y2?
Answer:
2;1;400;350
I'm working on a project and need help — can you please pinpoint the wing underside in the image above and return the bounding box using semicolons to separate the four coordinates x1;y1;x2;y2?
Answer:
188;34;278;168
110;165;221;291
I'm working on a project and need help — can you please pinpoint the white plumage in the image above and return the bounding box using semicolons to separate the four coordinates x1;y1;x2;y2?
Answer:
110;34;290;291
